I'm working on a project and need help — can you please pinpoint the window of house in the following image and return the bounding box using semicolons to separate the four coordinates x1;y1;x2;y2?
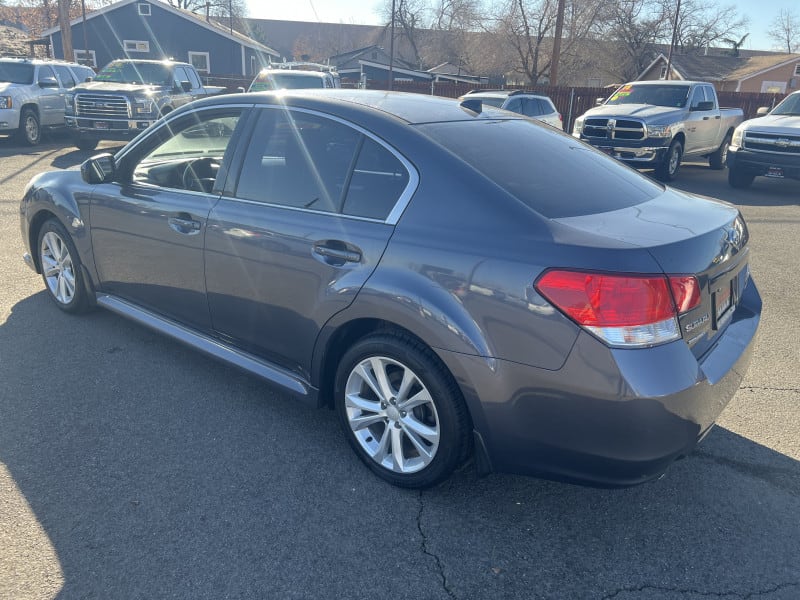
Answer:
124;40;150;53
659;65;668;80
138;2;151;16
794;63;800;76
188;51;210;74
73;49;97;68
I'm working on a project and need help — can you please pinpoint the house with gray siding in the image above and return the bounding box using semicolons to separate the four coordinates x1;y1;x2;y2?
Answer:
40;0;278;76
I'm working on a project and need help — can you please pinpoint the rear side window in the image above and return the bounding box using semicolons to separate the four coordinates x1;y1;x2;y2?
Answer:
420;119;662;219
235;109;410;220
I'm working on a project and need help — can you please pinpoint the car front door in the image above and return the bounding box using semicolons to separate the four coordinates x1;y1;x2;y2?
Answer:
205;106;415;378
686;86;718;154
36;65;62;126
90;106;247;331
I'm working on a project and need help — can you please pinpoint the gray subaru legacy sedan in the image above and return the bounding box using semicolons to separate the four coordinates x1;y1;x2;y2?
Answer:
20;90;761;489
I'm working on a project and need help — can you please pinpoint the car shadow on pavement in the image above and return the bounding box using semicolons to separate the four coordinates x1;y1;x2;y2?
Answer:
1;293;799;600
670;163;800;207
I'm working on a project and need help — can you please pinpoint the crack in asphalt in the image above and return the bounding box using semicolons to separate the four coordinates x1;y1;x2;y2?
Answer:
417;490;457;599
601;581;799;599
739;386;800;393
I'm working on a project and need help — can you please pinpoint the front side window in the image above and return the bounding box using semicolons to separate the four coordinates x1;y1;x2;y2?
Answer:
37;65;56;85
129;108;243;193
235;108;410;220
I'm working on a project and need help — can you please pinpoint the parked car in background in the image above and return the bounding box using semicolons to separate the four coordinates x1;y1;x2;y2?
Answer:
573;81;743;181
248;63;340;91
21;90;760;489
458;89;562;129
0;57;95;145
726;90;800;188
64;59;225;151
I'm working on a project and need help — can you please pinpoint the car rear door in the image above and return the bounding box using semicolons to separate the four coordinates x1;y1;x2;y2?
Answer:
205;106;416;378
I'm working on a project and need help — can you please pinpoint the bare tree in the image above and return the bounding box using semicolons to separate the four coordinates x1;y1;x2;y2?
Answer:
380;0;428;68
666;0;749;52
164;0;247;19
768;8;800;53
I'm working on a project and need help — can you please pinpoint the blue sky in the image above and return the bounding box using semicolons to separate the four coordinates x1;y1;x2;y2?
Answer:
244;0;798;52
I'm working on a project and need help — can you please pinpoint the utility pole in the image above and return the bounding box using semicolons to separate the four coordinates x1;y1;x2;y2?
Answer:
389;0;396;91
549;0;566;86
57;0;74;62
665;0;682;81
81;0;89;65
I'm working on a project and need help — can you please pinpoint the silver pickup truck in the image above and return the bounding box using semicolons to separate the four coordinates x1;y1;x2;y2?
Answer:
572;81;744;181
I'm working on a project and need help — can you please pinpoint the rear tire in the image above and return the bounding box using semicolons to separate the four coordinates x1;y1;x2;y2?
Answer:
728;168;755;189
18;108;41;146
654;139;682;182
335;333;471;488
709;134;731;170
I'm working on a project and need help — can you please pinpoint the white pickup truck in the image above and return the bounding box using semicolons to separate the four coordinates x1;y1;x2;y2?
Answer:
572;80;744;181
726;90;800;188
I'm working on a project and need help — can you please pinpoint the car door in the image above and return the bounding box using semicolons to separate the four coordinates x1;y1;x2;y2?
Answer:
686;85;718;154
90;106;248;331
36;65;62;126
205;106;415;378
171;66;194;108
51;64;76;123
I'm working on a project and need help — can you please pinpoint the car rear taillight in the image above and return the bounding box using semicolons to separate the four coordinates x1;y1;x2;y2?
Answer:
535;270;699;347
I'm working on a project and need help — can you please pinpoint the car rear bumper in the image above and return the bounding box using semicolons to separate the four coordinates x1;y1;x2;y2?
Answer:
727;146;800;180
437;278;761;487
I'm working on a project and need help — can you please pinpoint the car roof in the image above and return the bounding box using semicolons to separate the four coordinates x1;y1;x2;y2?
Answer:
196;89;522;124
256;69;329;78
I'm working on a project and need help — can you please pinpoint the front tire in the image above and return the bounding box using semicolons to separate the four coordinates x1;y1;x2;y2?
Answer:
37;219;90;314
18;108;41;146
75;137;99;152
335;333;471;488
728;168;755;189
655;139;682;182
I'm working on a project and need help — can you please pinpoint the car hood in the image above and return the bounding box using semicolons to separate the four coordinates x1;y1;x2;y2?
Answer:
74;81;169;95
584;104;684;123
740;113;800;135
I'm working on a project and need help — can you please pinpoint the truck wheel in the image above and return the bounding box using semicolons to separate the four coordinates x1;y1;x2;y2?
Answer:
18;108;41;146
728;169;754;189
75;137;99;152
655;139;682;182
709;134;731;170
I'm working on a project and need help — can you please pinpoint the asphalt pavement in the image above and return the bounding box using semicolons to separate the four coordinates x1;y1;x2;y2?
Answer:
1;133;798;599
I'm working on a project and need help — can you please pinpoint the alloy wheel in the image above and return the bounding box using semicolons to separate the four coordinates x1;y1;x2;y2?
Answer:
40;231;76;305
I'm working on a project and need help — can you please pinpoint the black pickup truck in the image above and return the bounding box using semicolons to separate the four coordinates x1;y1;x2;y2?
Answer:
64;59;225;150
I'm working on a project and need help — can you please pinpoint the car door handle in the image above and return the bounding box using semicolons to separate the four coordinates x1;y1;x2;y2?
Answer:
313;243;362;264
168;214;202;235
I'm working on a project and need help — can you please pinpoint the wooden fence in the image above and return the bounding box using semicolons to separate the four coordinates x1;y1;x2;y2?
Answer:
204;74;787;132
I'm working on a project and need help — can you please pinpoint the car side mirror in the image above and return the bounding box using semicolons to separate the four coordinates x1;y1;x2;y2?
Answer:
181;81;192;92
81;153;116;184
39;76;59;88
595;97;605;106
691;101;714;111
85;76;93;82
756;106;769;116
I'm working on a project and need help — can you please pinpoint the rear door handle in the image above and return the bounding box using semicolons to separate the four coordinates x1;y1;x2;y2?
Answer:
313;243;362;264
168;213;202;235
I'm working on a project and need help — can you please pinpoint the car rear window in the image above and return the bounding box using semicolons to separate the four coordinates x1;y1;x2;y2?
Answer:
418;119;662;218
0;62;34;84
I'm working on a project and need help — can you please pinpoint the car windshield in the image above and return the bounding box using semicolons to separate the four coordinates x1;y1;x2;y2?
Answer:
94;61;172;85
420;119;662;219
605;84;691;108
249;73;324;91
770;93;800;116
0;62;35;84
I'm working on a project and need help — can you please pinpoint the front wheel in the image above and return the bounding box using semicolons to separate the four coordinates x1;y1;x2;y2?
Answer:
335;333;471;488
654;139;683;182
18;108;41;145
37;219;91;313
728;168;755;189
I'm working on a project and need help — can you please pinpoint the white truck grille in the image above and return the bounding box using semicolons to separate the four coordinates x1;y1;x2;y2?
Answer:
75;94;130;119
